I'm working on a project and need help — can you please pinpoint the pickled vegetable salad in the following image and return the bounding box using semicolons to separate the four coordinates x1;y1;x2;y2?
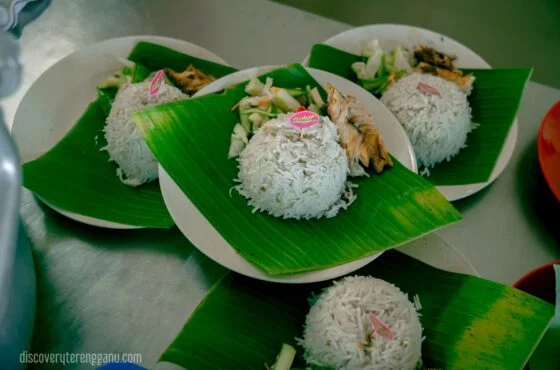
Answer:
97;58;151;88
228;77;326;158
351;39;412;96
351;39;474;96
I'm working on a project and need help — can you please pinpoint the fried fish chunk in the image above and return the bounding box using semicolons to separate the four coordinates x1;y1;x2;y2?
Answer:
164;64;216;95
414;44;475;93
417;62;475;92
327;84;393;175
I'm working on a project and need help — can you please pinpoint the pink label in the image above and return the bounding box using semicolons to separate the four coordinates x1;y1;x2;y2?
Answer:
368;313;394;341
417;82;441;97
148;70;165;97
289;111;320;129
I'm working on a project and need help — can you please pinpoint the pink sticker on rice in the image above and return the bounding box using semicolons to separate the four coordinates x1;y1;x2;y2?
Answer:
148;70;165;97
417;81;441;97
289;111;320;129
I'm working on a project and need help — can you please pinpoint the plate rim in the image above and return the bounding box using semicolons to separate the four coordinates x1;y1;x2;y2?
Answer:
301;23;519;202
12;35;231;229
397;233;479;277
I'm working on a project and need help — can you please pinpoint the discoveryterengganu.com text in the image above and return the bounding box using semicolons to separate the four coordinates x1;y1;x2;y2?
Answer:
19;351;143;367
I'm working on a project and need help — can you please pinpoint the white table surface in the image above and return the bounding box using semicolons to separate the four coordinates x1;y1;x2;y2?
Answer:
3;0;560;369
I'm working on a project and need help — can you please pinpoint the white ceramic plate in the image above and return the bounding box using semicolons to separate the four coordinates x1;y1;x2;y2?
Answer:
159;65;417;283
12;36;230;229
302;24;518;201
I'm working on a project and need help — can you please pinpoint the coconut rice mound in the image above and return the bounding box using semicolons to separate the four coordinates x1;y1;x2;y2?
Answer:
380;72;475;171
235;114;354;220
102;82;188;187
299;276;423;370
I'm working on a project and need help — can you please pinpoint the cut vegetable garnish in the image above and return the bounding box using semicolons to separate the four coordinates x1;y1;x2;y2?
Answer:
269;344;296;370
257;96;271;106
245;76;265;96
240;108;277;117
308;87;325;108
272;88;301;112
228;123;248;158
227;76;329;158
97;73;131;89
285;87;307;97
97;57;145;89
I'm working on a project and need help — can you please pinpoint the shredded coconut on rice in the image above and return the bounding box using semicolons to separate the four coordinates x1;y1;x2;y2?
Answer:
234;114;355;220
380;73;475;172
102;82;188;187
299;276;423;370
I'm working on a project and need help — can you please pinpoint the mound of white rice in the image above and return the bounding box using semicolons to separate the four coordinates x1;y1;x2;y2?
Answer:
380;73;474;171
235;114;353;220
300;276;423;370
102;82;188;186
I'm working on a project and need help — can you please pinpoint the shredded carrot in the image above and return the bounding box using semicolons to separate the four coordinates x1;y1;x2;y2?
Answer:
231;101;240;111
257;97;271;106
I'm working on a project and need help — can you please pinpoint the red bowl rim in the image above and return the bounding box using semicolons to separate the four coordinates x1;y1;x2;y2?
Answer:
513;260;560;288
537;100;560;202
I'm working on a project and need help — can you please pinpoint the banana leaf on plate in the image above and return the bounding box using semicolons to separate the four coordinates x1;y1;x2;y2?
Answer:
158;250;555;370
134;63;462;275
307;44;532;186
21;41;237;228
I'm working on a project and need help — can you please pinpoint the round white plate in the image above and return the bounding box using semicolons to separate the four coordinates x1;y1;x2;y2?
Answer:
159;65;417;283
303;24;518;202
12;35;230;229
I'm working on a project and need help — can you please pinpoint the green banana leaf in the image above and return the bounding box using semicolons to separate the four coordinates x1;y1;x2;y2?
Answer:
134;63;461;275
307;44;532;186
529;264;560;369
159;250;555;370
21;41;237;228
